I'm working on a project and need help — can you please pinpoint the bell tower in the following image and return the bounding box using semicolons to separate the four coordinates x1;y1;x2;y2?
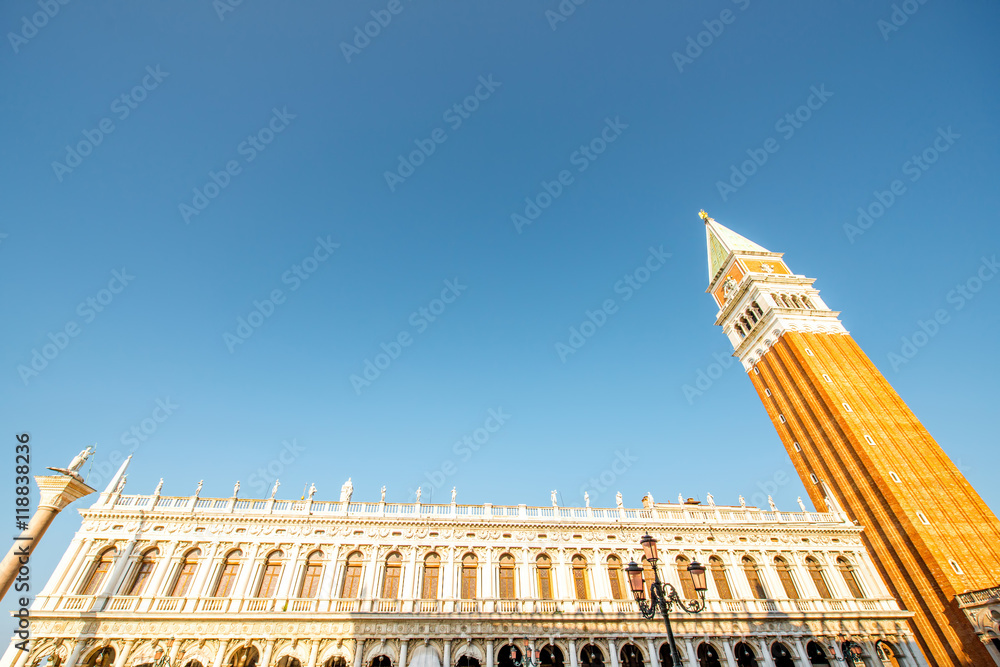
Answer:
702;211;1000;666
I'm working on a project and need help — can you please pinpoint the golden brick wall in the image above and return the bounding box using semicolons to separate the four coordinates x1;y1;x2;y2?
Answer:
748;330;1000;667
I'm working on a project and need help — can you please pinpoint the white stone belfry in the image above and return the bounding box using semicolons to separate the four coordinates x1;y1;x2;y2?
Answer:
702;211;847;371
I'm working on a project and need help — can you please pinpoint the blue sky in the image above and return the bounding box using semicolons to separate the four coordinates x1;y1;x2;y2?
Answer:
3;0;999;628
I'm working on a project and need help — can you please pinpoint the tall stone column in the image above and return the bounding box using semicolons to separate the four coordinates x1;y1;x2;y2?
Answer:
112;640;136;667
306;640;319;667
719;640;737;667
0;474;94;599
212;640;230;667
755;639;775;667
352;641;365;667
260;641;276;667
607;639;618;667
568;641;578;667
486;641;494;667
63;640;87;667
398;641;408;667
792;638;809;667
682;639;697;667
644;640;658;667
442;640;452;667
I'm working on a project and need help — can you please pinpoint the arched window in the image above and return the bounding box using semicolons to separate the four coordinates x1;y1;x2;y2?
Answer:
124;548;159;596
696;643;722;667
806;557;832;599
657;644;675;667
340;551;363;598
837;557;865;599
791;295;803;309
499;646;523;667
298;550;323;599
709;556;733;600
579;645;604;667
498;553;516;599
805;641;830;665
747;307;758;323
213;549;242;597
773;557;799;600
771;642;794;667
170;548;201;597
536;554;553;600
228;646;259;667
85;647;115;667
751;301;763;317
571;554;589;600
460;553;477;599
619;644;643;667
323;658;348;667
733;643;756;667
80;547;116;595
256;550;283;598
606;555;625;600
381;552;402;599
874;641;900;667
369;658;391;667
276;658;301;667
421;553;440;599
802;296;813;309
675;555;696;599
538;645;563;667
741;556;767;599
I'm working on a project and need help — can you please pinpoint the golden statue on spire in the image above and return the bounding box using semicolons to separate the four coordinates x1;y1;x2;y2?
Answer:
699;209;710;222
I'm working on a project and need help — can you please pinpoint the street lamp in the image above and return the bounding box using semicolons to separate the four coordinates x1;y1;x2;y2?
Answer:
626;533;707;667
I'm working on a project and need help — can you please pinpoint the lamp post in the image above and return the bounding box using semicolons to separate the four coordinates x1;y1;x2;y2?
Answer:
625;534;707;667
509;642;537;667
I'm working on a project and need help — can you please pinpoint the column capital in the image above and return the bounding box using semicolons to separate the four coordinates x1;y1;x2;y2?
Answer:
34;474;96;512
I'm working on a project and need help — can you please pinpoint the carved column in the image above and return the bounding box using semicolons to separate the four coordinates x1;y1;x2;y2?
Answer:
443;640;452;667
486;641;494;667
607;639;618;667
319;544;341;603
682;639;697;667
212;640;230;667
720;639;737;667
276;544;304;600
792;638;809;667
568;641;578;667
306;640;319;667
112;640;136;667
63;641;87;667
352;641;365;667
260;641;276;667
755;639;775;667
398;641;408;667
645;639;658;667
96;538;138;606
